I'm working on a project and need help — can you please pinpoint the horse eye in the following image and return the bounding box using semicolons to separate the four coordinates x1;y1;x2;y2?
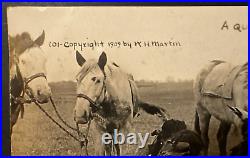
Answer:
91;77;96;81
167;140;172;144
96;79;101;83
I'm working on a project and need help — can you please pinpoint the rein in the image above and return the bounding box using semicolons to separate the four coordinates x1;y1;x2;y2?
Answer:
73;70;108;154
33;97;90;155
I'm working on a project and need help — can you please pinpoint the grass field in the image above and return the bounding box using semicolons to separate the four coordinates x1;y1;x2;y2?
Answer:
11;81;240;155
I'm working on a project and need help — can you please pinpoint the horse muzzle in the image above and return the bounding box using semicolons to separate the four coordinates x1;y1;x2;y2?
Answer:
26;85;51;104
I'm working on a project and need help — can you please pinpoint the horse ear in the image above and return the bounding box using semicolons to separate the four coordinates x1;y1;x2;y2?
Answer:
76;50;86;67
98;52;107;71
34;30;45;46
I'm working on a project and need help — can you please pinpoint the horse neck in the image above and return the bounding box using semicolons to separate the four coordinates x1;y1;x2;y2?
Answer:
101;65;134;120
103;66;130;102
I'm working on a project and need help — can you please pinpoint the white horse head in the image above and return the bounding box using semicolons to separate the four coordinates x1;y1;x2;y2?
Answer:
10;31;51;103
74;51;107;124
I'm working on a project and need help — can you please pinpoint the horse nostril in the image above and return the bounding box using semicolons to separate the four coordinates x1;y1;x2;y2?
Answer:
83;111;87;118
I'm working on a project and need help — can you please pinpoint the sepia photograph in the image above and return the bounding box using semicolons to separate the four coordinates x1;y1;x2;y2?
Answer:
5;4;248;156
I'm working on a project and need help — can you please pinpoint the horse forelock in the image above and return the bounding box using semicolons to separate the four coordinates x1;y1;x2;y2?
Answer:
76;60;98;82
76;60;120;83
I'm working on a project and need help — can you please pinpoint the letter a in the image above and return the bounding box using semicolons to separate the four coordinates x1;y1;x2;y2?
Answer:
126;133;137;145
221;20;229;30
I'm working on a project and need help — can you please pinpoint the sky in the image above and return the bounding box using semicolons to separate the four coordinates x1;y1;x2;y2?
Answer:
7;6;248;82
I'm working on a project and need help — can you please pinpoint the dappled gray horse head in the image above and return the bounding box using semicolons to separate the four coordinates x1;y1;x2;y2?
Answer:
10;31;51;103
74;51;107;124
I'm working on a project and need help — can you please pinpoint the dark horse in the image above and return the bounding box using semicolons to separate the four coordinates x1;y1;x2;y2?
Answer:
9;31;51;133
137;119;203;156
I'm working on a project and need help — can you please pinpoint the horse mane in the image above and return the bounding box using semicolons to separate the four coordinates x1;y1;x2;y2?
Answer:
9;32;37;68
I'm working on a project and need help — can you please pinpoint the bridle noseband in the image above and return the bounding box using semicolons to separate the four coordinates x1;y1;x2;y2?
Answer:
76;93;101;112
24;73;47;87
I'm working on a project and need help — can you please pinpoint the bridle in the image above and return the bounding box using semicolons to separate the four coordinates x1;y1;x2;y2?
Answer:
75;70;107;154
23;71;47;99
11;60;47;117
